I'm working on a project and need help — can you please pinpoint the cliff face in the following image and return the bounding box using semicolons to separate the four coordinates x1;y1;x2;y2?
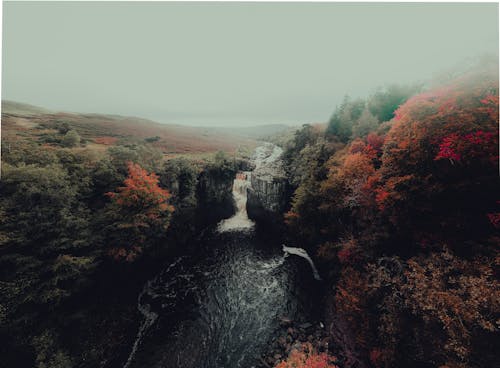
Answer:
161;163;236;246
247;144;290;224
196;166;236;225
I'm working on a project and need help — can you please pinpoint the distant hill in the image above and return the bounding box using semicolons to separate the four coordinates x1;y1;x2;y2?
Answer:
2;100;53;115
220;124;294;140
1;100;258;155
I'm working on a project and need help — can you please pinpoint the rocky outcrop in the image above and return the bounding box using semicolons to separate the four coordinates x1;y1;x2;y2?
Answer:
258;318;331;368
247;144;290;224
196;166;236;225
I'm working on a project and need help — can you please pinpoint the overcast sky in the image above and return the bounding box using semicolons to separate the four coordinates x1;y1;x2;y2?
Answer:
2;2;498;127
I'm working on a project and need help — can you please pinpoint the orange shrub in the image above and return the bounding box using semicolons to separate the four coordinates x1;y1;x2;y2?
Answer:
275;343;338;368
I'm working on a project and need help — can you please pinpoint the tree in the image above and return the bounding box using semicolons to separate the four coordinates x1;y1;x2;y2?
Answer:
352;108;379;139
375;68;499;243
0;163;89;253
402;250;499;367
282;124;329;182
32;330;73;368
326;96;365;142
2;141;59;166
316;150;376;240
61;130;80;148
161;158;199;207
214;150;230;166
367;84;420;122
0;162;93;330
286;137;332;187
104;162;174;261
56;121;71;135
108;144;163;173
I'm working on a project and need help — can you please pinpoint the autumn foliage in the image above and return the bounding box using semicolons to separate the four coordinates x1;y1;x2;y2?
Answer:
105;162;174;261
384;72;498;175
435;130;498;165
283;63;499;368
275;343;339;368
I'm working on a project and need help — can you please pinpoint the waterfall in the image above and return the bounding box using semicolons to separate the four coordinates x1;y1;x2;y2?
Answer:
217;172;254;232
282;245;322;281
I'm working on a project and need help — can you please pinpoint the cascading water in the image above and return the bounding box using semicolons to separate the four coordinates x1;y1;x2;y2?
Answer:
123;144;321;368
123;283;158;368
217;172;254;232
282;245;322;281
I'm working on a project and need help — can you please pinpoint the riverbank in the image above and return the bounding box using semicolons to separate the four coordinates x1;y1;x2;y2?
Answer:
259;318;332;368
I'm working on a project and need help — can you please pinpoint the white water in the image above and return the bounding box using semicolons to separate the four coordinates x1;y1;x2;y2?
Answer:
217;143;283;233
282;245;322;281
253;143;283;170
217;172;254;232
123;282;158;368
219;144;322;282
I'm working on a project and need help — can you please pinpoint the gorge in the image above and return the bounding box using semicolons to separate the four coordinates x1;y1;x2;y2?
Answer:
122;144;322;368
2;58;497;368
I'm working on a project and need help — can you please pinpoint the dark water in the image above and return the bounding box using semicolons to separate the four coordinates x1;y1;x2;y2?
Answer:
124;229;317;368
124;145;319;368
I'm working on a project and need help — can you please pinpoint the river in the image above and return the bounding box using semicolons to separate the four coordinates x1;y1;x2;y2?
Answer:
123;144;321;368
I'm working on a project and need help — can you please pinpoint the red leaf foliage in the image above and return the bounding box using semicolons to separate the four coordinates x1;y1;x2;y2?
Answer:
105;162;174;261
275;343;338;368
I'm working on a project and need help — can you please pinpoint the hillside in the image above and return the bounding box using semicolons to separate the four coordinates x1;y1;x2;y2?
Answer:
2;100;53;115
1;100;257;155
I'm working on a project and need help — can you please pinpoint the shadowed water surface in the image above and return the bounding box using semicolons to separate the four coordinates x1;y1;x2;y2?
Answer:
125;230;316;368
124;145;318;368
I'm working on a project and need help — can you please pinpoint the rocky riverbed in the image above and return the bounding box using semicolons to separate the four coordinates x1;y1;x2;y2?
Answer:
259;317;332;367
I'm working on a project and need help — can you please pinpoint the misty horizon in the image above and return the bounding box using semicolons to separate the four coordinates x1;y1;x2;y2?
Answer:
2;2;498;127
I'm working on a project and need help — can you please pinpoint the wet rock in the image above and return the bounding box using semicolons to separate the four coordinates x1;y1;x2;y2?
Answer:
259;357;272;368
318;337;330;351
278;336;287;347
196;167;236;224
279;316;293;327
299;322;313;330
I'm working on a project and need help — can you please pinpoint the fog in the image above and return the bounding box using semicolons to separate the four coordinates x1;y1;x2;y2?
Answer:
2;2;498;127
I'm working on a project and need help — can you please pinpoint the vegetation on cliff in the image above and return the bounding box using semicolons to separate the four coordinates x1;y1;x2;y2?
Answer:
0;115;245;367
280;62;499;368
